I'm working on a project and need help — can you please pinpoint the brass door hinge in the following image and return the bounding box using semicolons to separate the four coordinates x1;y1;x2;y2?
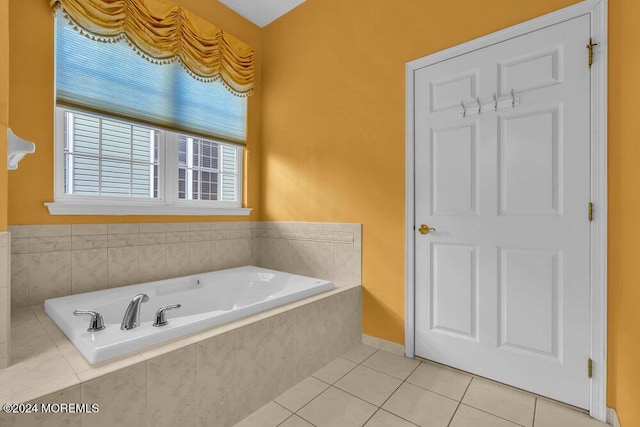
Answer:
588;202;594;222
588;358;593;378
587;38;599;68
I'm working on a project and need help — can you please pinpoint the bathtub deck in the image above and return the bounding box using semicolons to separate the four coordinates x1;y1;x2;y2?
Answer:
0;282;360;405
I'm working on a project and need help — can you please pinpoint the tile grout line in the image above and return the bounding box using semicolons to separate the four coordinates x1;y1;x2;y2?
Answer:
447;375;473;427
460;401;530;426
370;360;424;427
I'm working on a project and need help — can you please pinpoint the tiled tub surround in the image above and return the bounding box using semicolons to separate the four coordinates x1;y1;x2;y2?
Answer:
9;222;361;308
46;266;334;364
0;232;9;368
0;285;361;427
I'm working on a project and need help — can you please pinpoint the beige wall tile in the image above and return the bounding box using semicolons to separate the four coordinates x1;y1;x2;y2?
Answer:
10;237;28;254
166;222;190;232
107;233;139;248
71;224;108;236
82;363;147;427
139;232;167;246
212;238;252;270
29;251;72;305
147;345;197;427
71;234;108;250
229;238;253;267
189;241;211;274
139;223;166;233
0;233;8;287
139;244;168;283
107;223;139;235
197;331;236;427
166;231;190;244
235;312;295;420
10;254;28;308
0;385;83;427
29;225;71;238
291;299;337;379
72;249;108;294
166;243;190;278
189;222;211;232
0;342;7;371
334;243;356;285
211;239;233;270
0;286;8;344
107;247;139;287
29;236;72;253
7;226;29;239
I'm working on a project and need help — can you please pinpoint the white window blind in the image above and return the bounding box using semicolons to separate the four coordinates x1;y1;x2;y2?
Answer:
54;12;247;144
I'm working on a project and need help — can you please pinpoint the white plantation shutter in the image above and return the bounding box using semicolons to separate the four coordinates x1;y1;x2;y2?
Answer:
221;145;238;202
65;111;158;198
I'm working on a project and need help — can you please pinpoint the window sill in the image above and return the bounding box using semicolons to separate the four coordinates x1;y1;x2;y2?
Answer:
44;202;253;216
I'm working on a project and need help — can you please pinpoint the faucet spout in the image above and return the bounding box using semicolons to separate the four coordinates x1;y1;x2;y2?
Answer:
121;293;149;330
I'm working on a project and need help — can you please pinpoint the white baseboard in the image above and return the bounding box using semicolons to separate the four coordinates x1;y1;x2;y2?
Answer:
361;334;405;356
607;407;621;427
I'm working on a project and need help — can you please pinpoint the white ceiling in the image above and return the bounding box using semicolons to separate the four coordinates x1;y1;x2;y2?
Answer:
218;0;306;28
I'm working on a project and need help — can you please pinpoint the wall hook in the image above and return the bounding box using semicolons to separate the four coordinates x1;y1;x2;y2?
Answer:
510;89;516;108
493;93;498;111
460;100;466;117
476;97;482;114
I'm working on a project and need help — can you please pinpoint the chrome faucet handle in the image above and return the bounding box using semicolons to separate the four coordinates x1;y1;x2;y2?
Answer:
153;304;182;327
73;310;105;332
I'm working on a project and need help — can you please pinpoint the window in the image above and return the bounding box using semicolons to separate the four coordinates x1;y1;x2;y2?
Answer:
49;109;246;215
47;11;250;216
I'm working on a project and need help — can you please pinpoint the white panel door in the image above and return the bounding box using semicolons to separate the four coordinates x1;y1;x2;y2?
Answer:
414;15;591;408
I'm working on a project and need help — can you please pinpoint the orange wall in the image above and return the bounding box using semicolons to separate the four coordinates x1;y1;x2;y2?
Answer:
261;0;638;423
0;0;8;231
607;0;640;424
6;0;262;225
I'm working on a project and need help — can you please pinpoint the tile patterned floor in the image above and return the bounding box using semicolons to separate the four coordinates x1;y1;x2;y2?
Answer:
235;344;607;427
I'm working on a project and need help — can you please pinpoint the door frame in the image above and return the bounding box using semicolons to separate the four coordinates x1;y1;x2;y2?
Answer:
404;0;608;420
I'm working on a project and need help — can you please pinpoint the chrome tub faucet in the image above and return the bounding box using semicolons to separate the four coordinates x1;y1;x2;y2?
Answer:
121;293;149;330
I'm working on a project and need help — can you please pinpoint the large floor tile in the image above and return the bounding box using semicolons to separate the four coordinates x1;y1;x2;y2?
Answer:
534;399;606;427
342;344;377;363
235;402;291;427
406;362;472;401
298;387;377;427
382;382;458;427
335;365;402;406
462;379;535;427
450;404;519;427
362;350;420;380
312;357;357;384
365;409;417;427
279;415;314;427
275;376;329;412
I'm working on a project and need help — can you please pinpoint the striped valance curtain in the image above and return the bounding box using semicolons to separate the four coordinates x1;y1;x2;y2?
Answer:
50;0;255;96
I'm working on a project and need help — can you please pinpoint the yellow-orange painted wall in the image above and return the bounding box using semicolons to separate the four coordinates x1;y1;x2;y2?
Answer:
0;0;8;231
261;0;639;423
6;0;262;225
607;1;640;424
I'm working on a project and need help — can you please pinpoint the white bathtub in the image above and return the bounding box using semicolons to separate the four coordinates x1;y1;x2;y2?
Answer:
44;266;334;364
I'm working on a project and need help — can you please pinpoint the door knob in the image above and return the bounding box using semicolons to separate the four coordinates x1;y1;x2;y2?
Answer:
419;224;436;235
